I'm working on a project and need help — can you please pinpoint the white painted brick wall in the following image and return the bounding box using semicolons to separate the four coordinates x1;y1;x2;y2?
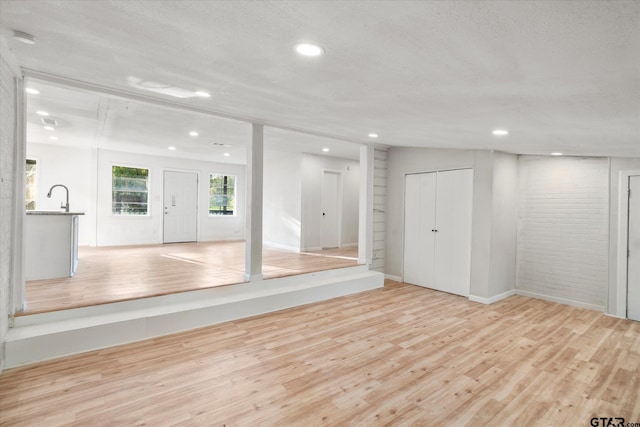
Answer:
0;54;18;370
516;156;609;308
371;148;387;271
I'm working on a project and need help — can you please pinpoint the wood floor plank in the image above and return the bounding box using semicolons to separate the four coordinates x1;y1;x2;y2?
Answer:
2;280;639;426
22;242;358;314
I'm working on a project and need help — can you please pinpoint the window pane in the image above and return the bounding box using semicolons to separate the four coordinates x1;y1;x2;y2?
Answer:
209;174;235;215
112;166;149;215
26;159;37;210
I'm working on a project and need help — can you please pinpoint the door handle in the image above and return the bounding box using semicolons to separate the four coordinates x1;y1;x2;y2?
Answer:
323;212;326;216
172;195;176;206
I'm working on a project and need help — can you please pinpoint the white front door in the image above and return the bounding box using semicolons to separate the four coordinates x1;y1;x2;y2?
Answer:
628;175;640;321
163;171;198;243
321;171;340;249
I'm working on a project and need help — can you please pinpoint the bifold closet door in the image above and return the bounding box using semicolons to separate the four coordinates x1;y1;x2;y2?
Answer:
403;169;473;297
433;169;473;296
403;172;436;288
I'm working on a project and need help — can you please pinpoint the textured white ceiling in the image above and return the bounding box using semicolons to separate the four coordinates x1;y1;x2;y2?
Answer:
2;0;639;157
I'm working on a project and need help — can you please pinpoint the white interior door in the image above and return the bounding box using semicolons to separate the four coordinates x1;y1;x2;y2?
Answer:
403;173;437;287
628;175;640;321
163;171;198;243
321;171;340;249
434;169;473;296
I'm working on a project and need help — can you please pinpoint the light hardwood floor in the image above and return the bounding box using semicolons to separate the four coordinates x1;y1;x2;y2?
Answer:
23;242;358;315
2;280;638;426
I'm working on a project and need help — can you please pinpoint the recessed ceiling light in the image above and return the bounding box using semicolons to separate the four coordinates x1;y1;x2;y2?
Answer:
551;152;563;156
49;136;58;140
294;42;325;57
189;131;199;137
322;148;330;152
368;133;379;138
43;126;55;131
36;110;49;116
223;153;230;157
25;88;40;95
492;129;509;136
224;144;232;147
13;30;36;45
195;91;211;98
168;146;176;151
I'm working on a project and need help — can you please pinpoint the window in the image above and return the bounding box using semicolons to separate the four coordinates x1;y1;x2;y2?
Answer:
209;174;235;216
25;159;37;210
112;166;149;215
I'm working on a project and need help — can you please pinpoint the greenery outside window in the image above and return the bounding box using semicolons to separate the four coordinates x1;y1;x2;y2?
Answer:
112;166;149;215
209;174;235;216
26;159;37;210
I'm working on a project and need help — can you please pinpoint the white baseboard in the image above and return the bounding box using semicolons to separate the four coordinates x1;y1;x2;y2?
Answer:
515;289;604;312
604;312;627;319
341;243;358;248
302;246;322;252
468;289;516;305
385;274;402;282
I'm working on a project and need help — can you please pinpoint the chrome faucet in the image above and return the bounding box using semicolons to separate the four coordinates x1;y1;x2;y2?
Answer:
47;184;69;212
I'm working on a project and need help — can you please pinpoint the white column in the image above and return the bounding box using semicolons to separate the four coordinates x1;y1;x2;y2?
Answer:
245;124;264;281
13;76;26;312
358;144;374;265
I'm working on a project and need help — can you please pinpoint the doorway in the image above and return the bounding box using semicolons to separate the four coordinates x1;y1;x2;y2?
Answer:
163;171;198;243
321;170;341;249
628;175;640;321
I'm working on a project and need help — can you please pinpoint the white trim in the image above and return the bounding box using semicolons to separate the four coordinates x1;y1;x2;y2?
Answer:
341;242;358;248
385;274;402;282
468;289;515;305
302;246;322;252
515;289;604;312
616;171;640;318
604;312;627;320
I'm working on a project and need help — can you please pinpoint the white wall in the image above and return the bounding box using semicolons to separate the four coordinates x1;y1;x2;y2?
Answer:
386;147;518;300
301;154;359;251
0;50;19;371
263;150;302;251
26;143;94;245
608;157;640;315
96;149;245;246
516;156;609;310
488;151;518;297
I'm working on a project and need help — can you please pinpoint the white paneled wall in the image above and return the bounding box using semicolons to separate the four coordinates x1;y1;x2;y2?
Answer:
0;52;19;371
371;148;387;272
517;156;609;309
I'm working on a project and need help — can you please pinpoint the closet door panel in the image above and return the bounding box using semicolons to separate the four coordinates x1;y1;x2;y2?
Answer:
418;173;437;287
433;171;456;293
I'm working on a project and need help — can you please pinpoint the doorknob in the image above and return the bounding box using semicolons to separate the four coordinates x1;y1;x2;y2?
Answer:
323;212;326;216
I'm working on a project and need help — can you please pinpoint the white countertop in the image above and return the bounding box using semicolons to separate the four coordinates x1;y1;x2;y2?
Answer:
26;211;85;216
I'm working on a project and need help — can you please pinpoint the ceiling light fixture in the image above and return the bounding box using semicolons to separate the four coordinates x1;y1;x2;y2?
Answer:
195;91;211;98
25;88;40;95
322;148;330;152
36;110;49;116
294;42;325;57
551;152;563;156
168;146;176;151
43;126;55;131
189;131;199;136
492;129;509;136
49;136;58;140
13;30;36;45
223;153;230;157
368;133;379;138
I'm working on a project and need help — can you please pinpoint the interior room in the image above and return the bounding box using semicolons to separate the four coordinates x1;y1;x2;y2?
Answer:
22;80;362;313
0;1;639;425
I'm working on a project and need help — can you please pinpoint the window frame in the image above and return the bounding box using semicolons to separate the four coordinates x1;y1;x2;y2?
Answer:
111;164;151;217
208;173;237;217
